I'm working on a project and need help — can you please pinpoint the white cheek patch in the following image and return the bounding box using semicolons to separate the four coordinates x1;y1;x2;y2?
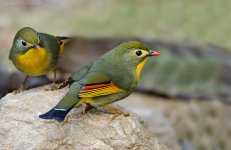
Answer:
16;39;23;49
16;39;33;50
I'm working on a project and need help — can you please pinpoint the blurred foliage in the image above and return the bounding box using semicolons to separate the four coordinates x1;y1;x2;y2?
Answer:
0;0;230;51
139;43;231;101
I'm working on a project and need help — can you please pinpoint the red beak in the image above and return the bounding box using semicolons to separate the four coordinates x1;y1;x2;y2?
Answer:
150;50;160;56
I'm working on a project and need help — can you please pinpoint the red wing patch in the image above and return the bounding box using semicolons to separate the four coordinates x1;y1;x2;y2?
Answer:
78;82;124;98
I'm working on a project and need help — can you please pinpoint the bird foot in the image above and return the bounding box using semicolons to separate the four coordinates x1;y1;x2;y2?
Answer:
13;89;24;95
44;83;63;91
109;111;130;123
13;85;25;95
100;105;130;122
81;103;93;115
80;104;129;122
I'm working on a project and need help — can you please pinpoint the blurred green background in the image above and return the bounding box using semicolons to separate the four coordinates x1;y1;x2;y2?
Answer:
0;0;231;150
1;0;230;47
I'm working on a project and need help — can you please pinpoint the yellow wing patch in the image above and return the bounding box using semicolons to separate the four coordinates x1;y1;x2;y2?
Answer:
78;82;124;98
58;41;65;54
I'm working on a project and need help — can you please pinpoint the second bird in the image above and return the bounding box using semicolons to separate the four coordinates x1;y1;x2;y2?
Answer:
9;27;69;93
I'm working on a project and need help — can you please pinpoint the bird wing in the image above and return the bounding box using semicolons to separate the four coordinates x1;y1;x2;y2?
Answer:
55;36;71;54
60;64;92;88
78;72;125;98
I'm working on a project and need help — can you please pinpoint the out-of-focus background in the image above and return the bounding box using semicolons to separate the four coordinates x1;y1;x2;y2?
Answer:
0;0;231;149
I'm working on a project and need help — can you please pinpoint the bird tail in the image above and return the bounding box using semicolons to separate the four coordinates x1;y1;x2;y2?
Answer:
39;82;81;122
56;36;72;41
39;106;74;122
56;36;74;54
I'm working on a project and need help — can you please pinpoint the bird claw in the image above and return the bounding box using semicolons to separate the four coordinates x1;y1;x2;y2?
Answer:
13;85;25;95
81;103;93;115
109;112;130;123
79;104;129;122
13;89;24;95
44;83;63;91
99;105;129;122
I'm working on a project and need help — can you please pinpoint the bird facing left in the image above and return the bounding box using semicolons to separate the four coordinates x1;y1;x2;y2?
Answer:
9;27;70;94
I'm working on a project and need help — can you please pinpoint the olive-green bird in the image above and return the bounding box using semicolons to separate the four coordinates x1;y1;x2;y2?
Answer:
9;27;69;93
39;41;160;122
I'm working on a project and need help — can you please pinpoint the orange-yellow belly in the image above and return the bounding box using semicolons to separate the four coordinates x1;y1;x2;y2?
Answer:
16;48;50;76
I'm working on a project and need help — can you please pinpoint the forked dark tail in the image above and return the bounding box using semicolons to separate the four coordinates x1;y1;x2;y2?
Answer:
39;82;81;122
39;106;74;122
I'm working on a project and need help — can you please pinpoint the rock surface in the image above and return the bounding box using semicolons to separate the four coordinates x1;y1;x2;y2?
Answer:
117;93;180;150
0;86;168;150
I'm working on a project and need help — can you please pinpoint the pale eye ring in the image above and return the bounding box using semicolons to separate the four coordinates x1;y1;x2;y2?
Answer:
21;40;27;47
135;50;142;56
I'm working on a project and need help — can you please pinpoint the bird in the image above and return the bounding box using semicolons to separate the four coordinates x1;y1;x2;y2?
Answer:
39;41;160;122
9;27;70;94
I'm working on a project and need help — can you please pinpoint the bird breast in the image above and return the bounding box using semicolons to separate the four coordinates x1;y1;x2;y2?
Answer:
15;47;50;76
136;58;148;80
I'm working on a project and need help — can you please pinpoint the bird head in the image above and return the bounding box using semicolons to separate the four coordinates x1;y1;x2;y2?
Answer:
11;27;41;54
106;41;160;67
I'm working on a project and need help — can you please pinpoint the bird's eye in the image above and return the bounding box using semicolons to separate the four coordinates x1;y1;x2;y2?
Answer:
135;50;142;56
21;40;27;46
38;35;41;41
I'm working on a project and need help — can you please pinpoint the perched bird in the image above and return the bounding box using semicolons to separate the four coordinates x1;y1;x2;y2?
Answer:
39;41;160;122
9;27;69;93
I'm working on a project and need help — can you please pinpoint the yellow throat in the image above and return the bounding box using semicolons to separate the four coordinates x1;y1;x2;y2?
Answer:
16;47;49;76
136;58;147;80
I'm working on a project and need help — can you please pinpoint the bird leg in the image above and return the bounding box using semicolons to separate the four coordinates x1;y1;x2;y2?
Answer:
13;75;29;95
80;103;129;122
81;103;93;115
101;105;130;122
89;104;129;122
45;69;63;91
